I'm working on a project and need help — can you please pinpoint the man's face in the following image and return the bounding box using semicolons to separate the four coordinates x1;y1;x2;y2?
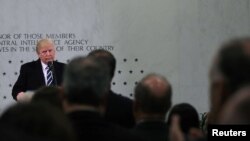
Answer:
37;42;55;64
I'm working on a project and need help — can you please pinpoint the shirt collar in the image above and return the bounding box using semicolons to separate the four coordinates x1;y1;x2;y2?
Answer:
41;60;48;70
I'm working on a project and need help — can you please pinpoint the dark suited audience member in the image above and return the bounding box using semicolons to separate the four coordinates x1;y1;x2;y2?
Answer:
63;56;140;141
170;37;250;141
12;38;65;101
167;103;202;140
132;73;172;141
0;102;75;141
32;86;64;111
88;49;135;128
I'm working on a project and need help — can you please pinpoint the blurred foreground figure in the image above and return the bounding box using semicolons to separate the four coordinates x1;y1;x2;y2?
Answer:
63;56;140;141
132;73;172;141
88;49;135;128
170;37;250;141
0;102;75;141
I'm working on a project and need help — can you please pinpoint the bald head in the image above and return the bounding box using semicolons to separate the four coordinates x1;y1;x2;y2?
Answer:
143;74;170;97
134;73;172;116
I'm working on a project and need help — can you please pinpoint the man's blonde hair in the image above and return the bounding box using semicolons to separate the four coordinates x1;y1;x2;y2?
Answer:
36;38;54;53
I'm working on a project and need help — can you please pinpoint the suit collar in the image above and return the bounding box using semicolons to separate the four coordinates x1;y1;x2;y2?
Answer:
35;59;46;85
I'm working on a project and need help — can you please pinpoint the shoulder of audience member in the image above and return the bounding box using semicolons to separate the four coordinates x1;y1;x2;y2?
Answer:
110;91;133;103
54;61;66;66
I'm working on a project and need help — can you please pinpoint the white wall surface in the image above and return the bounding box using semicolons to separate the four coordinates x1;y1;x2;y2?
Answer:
1;0;250;115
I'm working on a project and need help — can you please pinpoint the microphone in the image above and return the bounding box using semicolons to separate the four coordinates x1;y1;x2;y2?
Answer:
47;61;58;86
47;61;53;70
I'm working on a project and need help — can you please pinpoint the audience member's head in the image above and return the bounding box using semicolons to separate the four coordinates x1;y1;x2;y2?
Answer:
218;86;250;124
0;102;75;141
167;103;200;134
63;56;110;109
134;73;172;121
209;37;250;123
32;86;64;111
88;49;116;80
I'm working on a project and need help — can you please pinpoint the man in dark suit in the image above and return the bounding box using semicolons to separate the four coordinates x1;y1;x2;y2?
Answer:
132;73;172;141
88;49;135;128
63;56;140;141
12;38;65;101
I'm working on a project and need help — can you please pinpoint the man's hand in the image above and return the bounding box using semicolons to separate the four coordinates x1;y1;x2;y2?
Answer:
16;92;25;101
17;92;33;102
170;115;184;141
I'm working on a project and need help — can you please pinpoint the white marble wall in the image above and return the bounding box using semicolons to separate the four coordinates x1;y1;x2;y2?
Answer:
0;0;250;114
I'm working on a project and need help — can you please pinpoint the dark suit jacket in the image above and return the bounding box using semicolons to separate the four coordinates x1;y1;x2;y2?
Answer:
67;110;141;141
131;121;169;141
104;91;135;128
12;59;65;100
